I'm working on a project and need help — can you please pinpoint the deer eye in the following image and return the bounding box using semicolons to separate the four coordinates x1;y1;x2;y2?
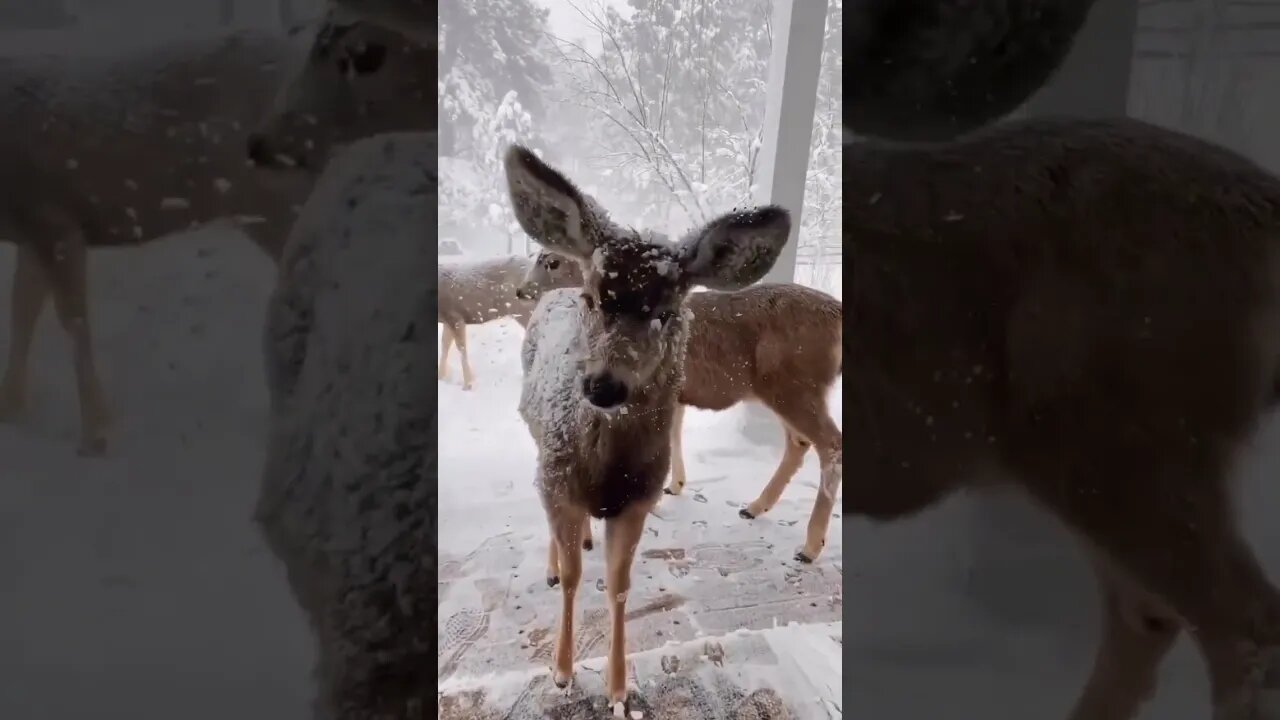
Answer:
349;43;388;74
547;259;560;270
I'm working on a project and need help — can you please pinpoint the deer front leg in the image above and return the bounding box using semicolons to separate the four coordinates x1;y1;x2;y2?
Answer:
603;500;652;706
547;502;586;687
1066;555;1180;720
664;403;688;495
438;323;455;381
451;322;475;390
45;228;110;455
0;243;50;420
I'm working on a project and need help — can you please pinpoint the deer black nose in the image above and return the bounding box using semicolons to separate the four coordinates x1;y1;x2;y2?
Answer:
246;133;270;165
582;373;628;409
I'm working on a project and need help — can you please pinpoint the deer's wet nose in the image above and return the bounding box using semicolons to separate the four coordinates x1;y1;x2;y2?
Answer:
246;133;270;165
582;373;628;409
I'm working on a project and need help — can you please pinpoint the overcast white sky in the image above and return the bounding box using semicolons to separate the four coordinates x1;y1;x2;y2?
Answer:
540;0;631;47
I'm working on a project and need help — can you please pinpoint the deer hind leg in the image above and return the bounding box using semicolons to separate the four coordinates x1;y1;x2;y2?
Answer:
438;323;455;380
1066;552;1181;720
451;322;475;390
1025;452;1280;720
0;243;51;420
664;403;688;495
760;384;842;562
741;421;810;519
603;499;653;706
545;499;587;687
43;228;110;455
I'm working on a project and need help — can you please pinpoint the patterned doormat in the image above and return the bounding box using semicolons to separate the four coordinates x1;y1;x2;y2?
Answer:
438;622;843;719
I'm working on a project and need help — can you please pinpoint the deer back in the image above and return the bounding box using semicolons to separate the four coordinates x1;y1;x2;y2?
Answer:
0;30;313;251
845;115;1280;506
437;255;534;326
681;284;842;410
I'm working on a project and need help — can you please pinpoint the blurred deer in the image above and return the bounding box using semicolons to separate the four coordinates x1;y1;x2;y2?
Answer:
0;22;411;454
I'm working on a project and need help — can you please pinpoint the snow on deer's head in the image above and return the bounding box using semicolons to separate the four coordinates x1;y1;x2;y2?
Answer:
247;10;434;171
504;145;790;410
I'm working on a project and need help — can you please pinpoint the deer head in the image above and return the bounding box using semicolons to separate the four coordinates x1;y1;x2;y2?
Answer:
504;145;790;409
247;12;434;170
515;250;584;301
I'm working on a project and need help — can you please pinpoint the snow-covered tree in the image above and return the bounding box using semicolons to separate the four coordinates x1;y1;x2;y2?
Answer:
438;0;553;156
544;0;842;291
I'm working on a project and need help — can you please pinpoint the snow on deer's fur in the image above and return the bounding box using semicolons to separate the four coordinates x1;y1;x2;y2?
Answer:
0;21;423;455
518;251;844;562
436;253;580;390
506;144;792;707
255;132;434;720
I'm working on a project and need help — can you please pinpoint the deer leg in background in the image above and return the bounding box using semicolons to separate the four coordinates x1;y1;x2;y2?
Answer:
1065;554;1180;720
741;423;811;519
451;321;475;390
44;226;111;456
664;403;688;495
438;322;454;381
603;499;652;705
582;514;595;551
0;243;51;420
760;380;842;562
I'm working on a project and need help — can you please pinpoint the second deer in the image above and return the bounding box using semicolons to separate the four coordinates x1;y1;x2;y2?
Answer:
506;145;791;708
437;253;581;390
519;252;843;562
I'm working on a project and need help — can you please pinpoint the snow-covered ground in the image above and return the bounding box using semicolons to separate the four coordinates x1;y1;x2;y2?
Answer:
0;230;314;720
437;317;844;718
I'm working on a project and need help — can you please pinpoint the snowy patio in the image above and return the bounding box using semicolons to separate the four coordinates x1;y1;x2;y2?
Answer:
0;231;314;720
436;320;843;718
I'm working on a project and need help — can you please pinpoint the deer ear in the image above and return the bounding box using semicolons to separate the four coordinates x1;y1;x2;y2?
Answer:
677;205;790;290
505;145;596;261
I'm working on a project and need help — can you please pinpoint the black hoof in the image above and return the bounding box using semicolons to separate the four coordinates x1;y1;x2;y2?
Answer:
547;576;560;588
738;508;755;520
583;537;593;551
794;552;814;564
663;487;677;495
553;676;570;689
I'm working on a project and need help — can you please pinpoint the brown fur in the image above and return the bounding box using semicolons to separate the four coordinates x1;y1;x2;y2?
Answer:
520;256;844;561
848;114;1280;719
0;25;400;455
506;144;791;707
673;285;843;560
437;254;581;390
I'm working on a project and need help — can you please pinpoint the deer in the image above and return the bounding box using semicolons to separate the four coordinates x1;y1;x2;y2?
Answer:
847;0;1100;141
246;6;433;172
0;20;429;455
843;113;1280;719
505;144;793;709
256;130;434;720
518;250;844;563
437;252;581;390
